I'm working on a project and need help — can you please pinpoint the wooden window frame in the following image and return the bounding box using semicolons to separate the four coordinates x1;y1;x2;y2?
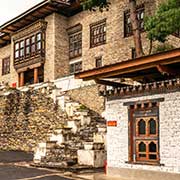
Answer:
124;5;145;37
25;38;31;57
95;56;102;68
128;101;160;165
2;57;10;75
14;31;45;66
69;31;82;59
90;19;106;48
69;61;82;74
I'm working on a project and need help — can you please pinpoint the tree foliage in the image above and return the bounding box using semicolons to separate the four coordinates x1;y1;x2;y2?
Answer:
145;0;180;42
80;0;110;12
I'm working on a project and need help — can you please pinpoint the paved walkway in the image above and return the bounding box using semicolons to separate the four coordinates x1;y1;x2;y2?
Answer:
0;150;124;180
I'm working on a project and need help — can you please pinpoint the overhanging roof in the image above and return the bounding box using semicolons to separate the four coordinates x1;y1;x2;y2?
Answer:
0;0;81;47
75;48;180;85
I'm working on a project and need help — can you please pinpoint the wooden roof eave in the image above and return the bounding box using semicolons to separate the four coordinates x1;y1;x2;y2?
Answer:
0;0;73;47
75;48;180;81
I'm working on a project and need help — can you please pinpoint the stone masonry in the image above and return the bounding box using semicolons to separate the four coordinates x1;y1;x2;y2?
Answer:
0;84;67;152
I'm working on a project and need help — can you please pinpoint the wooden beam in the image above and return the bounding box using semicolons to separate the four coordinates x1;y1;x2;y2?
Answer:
75;48;180;80
156;64;178;75
95;79;128;87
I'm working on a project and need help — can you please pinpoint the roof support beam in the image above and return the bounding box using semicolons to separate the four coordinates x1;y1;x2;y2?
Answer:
95;79;129;87
156;64;178;75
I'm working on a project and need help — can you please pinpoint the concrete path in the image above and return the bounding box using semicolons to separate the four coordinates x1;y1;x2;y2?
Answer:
0;150;124;180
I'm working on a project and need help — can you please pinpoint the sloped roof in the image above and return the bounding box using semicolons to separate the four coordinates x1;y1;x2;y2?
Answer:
0;0;81;47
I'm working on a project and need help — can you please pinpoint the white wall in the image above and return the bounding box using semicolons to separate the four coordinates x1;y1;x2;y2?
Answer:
105;91;180;174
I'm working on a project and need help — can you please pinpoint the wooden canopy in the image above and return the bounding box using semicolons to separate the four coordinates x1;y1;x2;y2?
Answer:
0;0;81;47
75;48;180;86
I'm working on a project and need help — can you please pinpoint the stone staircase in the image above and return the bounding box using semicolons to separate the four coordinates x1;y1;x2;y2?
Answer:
33;95;106;168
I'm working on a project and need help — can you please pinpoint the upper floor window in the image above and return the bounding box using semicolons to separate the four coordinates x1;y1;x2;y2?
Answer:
2;57;10;75
68;24;82;59
69;32;82;59
124;5;145;37
90;19;106;48
14;31;45;64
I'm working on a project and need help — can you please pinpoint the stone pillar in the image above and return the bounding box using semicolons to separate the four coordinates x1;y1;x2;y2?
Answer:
34;68;38;84
19;72;24;87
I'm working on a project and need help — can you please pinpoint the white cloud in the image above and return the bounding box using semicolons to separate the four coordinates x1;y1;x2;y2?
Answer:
0;0;43;25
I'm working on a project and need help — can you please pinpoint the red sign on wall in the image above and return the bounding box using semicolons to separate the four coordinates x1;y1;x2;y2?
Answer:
107;121;117;127
11;82;17;88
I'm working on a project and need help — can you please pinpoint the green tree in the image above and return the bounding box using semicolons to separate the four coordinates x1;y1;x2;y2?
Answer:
80;0;180;56
145;0;180;43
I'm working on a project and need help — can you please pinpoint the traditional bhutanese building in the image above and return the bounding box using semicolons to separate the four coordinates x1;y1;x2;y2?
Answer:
0;0;180;179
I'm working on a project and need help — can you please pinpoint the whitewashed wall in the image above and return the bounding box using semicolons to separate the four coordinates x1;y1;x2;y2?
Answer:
105;91;180;174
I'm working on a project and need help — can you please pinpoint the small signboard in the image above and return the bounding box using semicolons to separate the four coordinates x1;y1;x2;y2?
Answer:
107;121;117;127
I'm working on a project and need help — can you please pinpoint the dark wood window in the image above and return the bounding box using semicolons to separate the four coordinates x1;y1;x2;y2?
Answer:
31;35;36;54
70;61;82;74
90;19;106;48
25;38;30;56
2;57;10;75
36;33;42;51
69;31;82;59
131;47;136;59
124;5;145;37
95;57;102;68
15;43;19;59
14;31;45;66
20;40;25;58
128;102;159;164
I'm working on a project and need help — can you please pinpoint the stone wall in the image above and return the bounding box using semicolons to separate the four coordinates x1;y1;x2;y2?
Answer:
0;85;66;152
54;13;69;79
105;90;180;174
67;84;105;114
0;44;18;86
67;0;180;71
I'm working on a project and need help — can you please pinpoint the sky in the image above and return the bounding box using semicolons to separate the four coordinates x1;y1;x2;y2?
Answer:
0;0;43;25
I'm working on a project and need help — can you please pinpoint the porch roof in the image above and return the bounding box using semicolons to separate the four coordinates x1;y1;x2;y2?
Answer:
75;48;180;86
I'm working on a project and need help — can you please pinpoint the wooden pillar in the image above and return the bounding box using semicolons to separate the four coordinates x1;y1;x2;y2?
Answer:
19;72;24;87
34;68;38;84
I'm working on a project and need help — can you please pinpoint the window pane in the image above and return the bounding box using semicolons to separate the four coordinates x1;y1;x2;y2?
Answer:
20;41;24;48
20;49;24;57
37;42;41;50
149;155;157;159
149;119;156;134
15;51;19;58
139;142;146;152
37;33;41;41
138;119;146;134
31;44;35;53
31;36;35;43
15;43;19;50
26;47;30;55
149;142;156;152
26;38;30;45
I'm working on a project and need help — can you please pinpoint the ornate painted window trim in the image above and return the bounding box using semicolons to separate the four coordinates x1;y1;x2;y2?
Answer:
124;98;164;165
